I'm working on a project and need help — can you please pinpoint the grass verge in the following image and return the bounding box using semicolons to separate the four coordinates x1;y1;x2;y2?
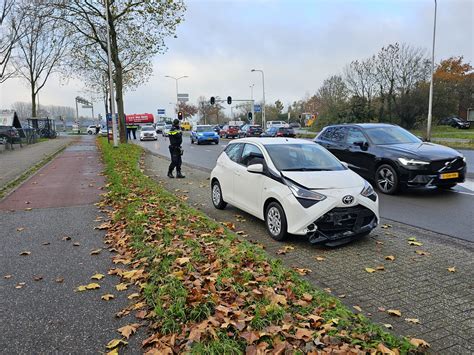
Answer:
98;138;420;354
0;145;67;199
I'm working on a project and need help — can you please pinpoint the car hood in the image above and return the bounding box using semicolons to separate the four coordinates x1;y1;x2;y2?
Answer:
282;170;363;189
381;142;462;160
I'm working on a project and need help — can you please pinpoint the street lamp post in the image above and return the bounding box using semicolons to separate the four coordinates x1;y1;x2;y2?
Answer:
165;75;188;117
251;69;265;129
426;0;437;142
105;0;118;147
249;84;255;125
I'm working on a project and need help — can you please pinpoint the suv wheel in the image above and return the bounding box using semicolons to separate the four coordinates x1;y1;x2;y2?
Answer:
375;164;399;194
211;181;227;209
265;202;287;241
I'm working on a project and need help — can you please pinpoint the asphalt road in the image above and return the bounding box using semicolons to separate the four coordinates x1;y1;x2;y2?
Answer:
136;134;474;243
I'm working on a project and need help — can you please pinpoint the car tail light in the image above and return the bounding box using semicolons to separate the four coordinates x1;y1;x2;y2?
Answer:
276;132;283;136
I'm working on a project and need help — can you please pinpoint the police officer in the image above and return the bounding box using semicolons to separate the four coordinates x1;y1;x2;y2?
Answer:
168;119;185;178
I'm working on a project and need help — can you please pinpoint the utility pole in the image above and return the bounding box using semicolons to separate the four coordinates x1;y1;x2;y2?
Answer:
426;0;437;142
105;0;118;147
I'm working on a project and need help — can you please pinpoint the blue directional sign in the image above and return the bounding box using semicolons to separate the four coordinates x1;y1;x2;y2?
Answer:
254;104;261;113
157;109;166;115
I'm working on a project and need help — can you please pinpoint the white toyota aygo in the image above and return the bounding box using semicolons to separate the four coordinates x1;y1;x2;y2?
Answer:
210;138;379;246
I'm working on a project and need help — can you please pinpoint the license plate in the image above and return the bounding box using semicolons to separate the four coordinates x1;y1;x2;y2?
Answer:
207;138;213;140
440;172;459;179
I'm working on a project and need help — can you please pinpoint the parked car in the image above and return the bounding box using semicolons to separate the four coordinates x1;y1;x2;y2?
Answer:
314;123;467;194
86;125;98;134
0;126;20;143
155;122;166;133
262;126;296;138
239;124;263;137
181;121;192;131
289;122;301;129
99;126;108;136
139;126;158;141
438;116;470;129
210;138;379;246
162;124;172;137
219;125;240;138
191;125;219;145
266;120;288;129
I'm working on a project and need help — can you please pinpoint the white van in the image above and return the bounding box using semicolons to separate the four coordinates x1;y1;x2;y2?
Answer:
266;121;288;129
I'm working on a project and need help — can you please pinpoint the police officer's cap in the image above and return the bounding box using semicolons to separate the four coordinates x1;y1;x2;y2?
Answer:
173;119;180;126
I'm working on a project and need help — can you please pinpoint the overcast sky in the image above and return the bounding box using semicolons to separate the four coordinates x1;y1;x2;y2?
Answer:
0;0;472;119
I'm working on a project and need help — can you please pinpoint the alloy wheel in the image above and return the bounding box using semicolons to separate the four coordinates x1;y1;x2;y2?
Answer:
377;167;395;193
212;184;221;206
267;207;281;236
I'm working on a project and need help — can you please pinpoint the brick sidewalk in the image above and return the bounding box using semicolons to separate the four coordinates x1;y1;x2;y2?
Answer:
0;136;74;191
145;152;474;354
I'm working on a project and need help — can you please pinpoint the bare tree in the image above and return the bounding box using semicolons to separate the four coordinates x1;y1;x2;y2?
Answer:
52;0;186;143
0;0;24;82
344;56;377;115
197;96;223;124
13;2;68;117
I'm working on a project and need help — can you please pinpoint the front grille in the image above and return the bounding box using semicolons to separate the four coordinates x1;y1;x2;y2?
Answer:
316;205;375;234
430;157;465;172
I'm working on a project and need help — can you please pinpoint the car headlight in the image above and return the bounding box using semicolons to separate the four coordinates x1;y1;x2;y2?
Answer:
284;178;326;201
398;157;430;166
462;156;466;162
197;133;203;137
361;180;377;201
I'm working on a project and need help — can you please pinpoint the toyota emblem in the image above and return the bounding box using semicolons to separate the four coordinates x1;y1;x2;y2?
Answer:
342;195;354;205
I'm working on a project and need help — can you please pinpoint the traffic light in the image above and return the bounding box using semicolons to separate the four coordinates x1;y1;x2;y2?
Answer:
210;96;215;105
248;112;253;120
178;111;183;120
227;96;232;105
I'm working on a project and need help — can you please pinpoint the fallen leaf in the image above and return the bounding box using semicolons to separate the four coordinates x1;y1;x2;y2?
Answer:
116;283;128;291
42;242;50;245
15;282;26;289
365;267;376;273
73;242;80;246
409;338;430;348
277;245;294;255
381;224;391;229
408;241;423;246
383;323;393;329
447;267;456;272
338;294;346;298
33;275;43;281
315;256;325;261
415;250;430;256
91;273;105;280
102;294;115;301
377;343;397;354
175;257;190;265
385;255;395;261
106;338;128;349
4;275;12;279
408;237;417;241
19;251;31;256
405;318;420;324
293;267;311;275
16;227;25;232
376;265;385;271
118;323;140;339
85;283;100;290
127;293;140;300
76;285;87;292
353;305;362;312
24;208;32;211
90;249;102;255
387;309;402;317
62;236;71;241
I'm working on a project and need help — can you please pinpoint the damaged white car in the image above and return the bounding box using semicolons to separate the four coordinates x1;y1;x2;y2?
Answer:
210;138;379;246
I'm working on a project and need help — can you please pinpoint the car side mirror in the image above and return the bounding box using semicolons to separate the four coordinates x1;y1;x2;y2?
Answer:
247;163;264;174
417;136;426;142
353;141;368;150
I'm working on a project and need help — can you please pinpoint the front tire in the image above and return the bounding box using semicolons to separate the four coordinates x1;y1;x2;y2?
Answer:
265;202;288;241
211;181;227;210
375;164;399;194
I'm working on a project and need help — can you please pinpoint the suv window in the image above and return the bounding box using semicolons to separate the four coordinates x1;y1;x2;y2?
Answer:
345;127;367;145
224;143;244;163
240;144;264;166
324;126;346;142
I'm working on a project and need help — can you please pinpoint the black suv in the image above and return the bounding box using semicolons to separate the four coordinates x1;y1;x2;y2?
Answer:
314;123;466;194
438;116;470;129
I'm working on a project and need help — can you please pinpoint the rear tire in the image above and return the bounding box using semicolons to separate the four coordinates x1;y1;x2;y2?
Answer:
375;164;399;195
211;181;227;210
265;202;288;241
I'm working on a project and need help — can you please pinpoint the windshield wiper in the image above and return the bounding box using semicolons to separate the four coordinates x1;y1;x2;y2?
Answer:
282;168;331;171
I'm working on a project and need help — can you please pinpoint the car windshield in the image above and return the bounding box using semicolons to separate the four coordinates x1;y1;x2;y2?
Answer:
165;125;172;129
265;143;345;171
141;126;154;131
364;126;421;145
157;123;165;126
197;126;213;132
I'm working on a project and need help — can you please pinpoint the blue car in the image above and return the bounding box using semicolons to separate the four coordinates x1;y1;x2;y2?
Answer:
191;125;220;145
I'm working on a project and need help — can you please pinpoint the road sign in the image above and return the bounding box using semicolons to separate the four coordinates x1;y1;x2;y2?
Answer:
177;93;189;103
254;104;261;112
157;109;165;115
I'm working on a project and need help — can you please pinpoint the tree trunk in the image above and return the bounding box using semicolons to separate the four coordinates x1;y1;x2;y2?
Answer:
31;85;37;118
108;15;126;143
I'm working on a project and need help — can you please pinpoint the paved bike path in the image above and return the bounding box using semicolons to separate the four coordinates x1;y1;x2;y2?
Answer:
0;136;141;353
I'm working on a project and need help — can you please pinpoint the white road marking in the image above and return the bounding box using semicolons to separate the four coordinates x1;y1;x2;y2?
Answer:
451;179;474;196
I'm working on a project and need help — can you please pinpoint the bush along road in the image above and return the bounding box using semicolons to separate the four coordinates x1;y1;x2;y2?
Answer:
95;138;430;354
